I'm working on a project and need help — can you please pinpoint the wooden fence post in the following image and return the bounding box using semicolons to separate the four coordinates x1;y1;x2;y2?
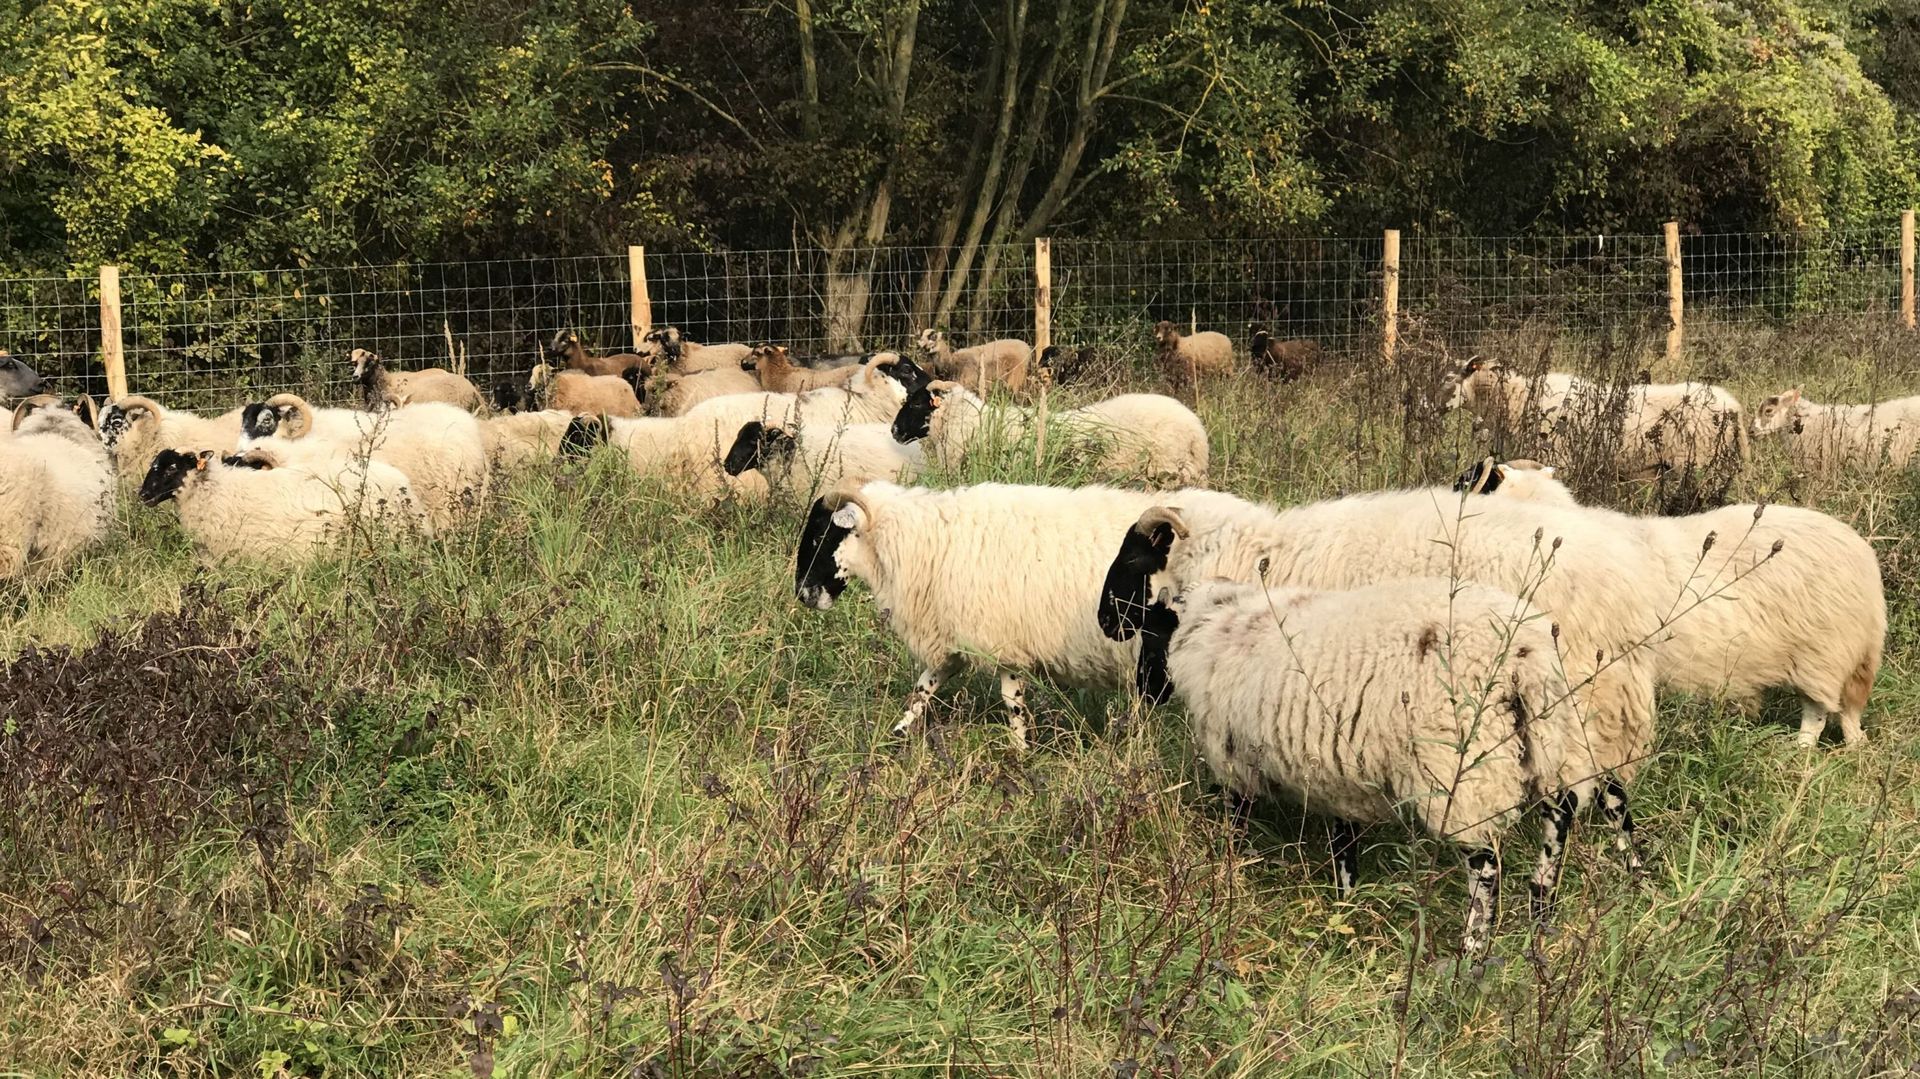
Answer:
1902;209;1916;331
1665;221;1684;364
1033;237;1052;468
1381;229;1400;366
628;245;652;349
99;265;127;401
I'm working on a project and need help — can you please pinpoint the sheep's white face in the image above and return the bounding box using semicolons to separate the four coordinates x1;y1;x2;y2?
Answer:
1750;389;1802;435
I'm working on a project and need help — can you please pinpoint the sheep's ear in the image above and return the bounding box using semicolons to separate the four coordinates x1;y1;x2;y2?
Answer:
1782;387;1802;405
194;449;216;471
1460;358;1482;376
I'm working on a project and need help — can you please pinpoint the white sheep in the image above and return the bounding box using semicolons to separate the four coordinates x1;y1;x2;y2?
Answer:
138;446;427;564
1447;361;1587;436
1458;458;1884;746
648;365;764;417
914;330;1030;395
1138;576;1611;955
0;396;113;579
1749;387;1920;475
1452;457;1576;505
1152;322;1235;387
480;409;577;472
1543;379;1747;479
96;394;248;481
1096;485;1666;860
723;420;923;495
891;380;1209;486
237;394;489;531
795;480;1167;749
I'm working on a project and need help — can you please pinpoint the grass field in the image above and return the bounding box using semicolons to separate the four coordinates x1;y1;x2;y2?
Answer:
3;319;1918;1077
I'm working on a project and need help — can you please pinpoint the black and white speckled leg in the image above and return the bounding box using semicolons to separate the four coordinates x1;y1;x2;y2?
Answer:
1462;848;1501;956
998;673;1031;751
1601;779;1643;874
1529;792;1578;925
1329;819;1361;898
894;663;949;739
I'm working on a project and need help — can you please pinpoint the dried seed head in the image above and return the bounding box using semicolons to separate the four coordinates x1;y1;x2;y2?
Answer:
1770;539;1785;556
1551;622;1561;640
1551;536;1563;551
1701;531;1717;554
1752;502;1768;521
1534;527;1545;544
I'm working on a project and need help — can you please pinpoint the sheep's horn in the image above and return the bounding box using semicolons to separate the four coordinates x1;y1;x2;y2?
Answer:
865;351;901;370
11;394;60;430
110;393;166;419
1463;455;1497;494
263;392;316;439
927;380;962;394
1135;506;1190;540
71;394;98;429
821;480;874;522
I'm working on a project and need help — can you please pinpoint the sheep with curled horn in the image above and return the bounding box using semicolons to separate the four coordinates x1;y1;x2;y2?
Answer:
96;394;248;482
352;348;484;412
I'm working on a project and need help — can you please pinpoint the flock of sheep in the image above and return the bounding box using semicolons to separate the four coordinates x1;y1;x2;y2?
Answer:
0;321;1908;957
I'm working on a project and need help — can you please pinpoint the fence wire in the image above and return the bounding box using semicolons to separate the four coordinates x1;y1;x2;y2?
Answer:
0;226;1912;409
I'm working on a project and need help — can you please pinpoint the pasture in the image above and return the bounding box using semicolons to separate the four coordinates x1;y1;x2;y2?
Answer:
3;315;1918;1077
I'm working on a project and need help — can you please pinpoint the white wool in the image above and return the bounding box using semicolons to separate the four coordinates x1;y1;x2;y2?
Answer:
480;410;576;471
653;367;762;416
0;407;113;578
748;422;923;495
164;450;428;564
919;384;1208;486
1154;324;1235;385
1546;380;1746;477
1450;366;1586;435
916;331;1031;395
97;395;248;481
1750;389;1920;474
242;399;489;531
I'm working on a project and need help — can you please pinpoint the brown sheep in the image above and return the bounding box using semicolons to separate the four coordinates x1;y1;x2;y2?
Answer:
641;326;754;375
914;329;1030;395
529;363;644;418
549;331;648;378
1248;330;1320;383
746;344;857;394
1153;322;1235;387
352;349;484;412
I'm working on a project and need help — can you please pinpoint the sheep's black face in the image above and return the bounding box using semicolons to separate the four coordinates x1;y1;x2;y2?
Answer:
1453;459;1502;495
1134;602;1181;704
723;421;796;477
560;416;606;457
885;355;933;397
1098;521;1177;641
0;354;42;398
221;453;271;470
794;497;851;610
891;387;935;443
548;331;574;357
139;449;202;505
490;381;528;413
240;402;279;439
620;367;646;400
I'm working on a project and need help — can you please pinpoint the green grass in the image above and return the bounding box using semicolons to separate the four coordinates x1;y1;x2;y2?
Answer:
3;318;1919;1076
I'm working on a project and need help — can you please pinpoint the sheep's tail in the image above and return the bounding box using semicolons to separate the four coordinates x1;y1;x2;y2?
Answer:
1842;645;1879;717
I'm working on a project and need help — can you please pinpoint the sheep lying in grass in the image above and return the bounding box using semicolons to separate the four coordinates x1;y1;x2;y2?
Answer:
528;363;645;418
548;330;647;378
642;326;753;375
1248;330;1319;383
795;480;1164;748
96;394;248;482
238;394;489;531
1097;486;1665;865
480;409;578;472
0;351;42;399
1749;387;1920;474
746;344;857;394
1458;458;1884;746
1153;322;1235;387
1137;577;1615;955
0;395;112;578
140;446;427;564
915;330;1030;395
891;381;1209;486
723;420;922;495
1452;458;1574;505
648;365;763;417
352;349;483;412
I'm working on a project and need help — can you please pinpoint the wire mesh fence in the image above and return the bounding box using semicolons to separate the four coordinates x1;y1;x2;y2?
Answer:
0;223;1912;409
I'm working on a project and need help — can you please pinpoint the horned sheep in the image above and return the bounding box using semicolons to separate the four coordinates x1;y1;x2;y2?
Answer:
890;380;1208;486
0;396;113;579
642;326;753;375
1137;576;1620;955
548;331;648;379
1458;458;1884;746
914;330;1030;396
352;349;484;412
1152;322;1235;387
795;480;1167;748
96;394;248;481
1749;387;1920;475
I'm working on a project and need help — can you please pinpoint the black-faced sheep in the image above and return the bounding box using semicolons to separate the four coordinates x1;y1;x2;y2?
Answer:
1248;330;1320;383
352;349;484;412
96;395;248;483
642;326;753;375
723;420;922;496
891;381;1208;487
139;446;428;563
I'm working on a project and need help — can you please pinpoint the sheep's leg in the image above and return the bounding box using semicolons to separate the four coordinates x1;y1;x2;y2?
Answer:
1462;848;1501;956
1529;792;1578;925
1600;779;1644;874
998;673;1031;752
1796;697;1832;748
893;661;953;739
1328;820;1361;898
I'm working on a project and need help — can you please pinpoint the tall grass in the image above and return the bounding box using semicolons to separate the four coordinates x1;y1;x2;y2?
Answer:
2;315;1918;1076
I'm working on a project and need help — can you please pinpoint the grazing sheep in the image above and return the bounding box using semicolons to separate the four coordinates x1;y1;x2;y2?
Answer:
527;363;645;418
548;330;648;378
139;446;427;564
96;395;248;482
480;409;578;472
0;395;112;578
891;381;1209;486
1553;380;1748;479
795;480;1164;748
1447;360;1586;437
746;344;858;394
1248;330;1319;383
0;351;43;399
723;420;923;495
1096;485;1664;861
914;330;1030;396
1749;387;1920;474
1138;577;1614;955
237;394;489;531
642;326;754;375
649;365;764;417
1458;458;1884;746
1153;322;1235;387
352;349;484;412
